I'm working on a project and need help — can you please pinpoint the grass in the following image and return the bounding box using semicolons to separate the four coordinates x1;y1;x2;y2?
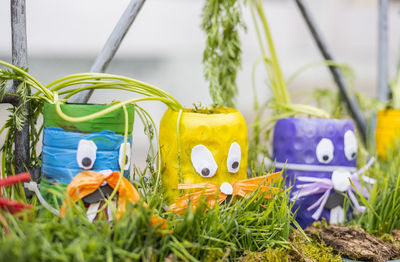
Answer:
0;203;168;261
7;139;400;262
0;164;298;261
351;139;400;235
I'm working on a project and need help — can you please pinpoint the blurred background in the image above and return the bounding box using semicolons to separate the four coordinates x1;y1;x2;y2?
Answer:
0;0;399;169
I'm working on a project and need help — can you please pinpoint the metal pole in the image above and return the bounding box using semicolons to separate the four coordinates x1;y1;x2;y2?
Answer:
295;0;367;143
378;0;389;102
71;0;146;103
11;0;30;174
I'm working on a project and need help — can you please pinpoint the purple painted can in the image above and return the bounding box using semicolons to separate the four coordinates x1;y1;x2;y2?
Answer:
273;117;357;228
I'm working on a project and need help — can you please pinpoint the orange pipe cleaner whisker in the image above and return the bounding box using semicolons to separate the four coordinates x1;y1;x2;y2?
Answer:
168;172;282;214
60;171;168;229
60;171;141;220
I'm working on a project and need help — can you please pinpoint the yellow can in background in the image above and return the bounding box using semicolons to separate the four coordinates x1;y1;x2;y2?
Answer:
159;108;248;203
376;110;400;158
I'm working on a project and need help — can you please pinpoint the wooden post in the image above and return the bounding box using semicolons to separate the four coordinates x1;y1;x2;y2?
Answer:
295;0;367;143
377;0;389;103
11;0;30;174
72;0;146;103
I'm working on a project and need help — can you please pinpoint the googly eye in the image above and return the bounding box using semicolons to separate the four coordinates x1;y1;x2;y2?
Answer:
227;142;241;173
316;138;334;164
344;130;357;161
118;142;131;171
191;145;218;178
76;140;97;170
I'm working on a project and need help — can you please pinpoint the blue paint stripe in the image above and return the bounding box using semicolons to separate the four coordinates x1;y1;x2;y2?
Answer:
41;127;132;185
42;146;121;170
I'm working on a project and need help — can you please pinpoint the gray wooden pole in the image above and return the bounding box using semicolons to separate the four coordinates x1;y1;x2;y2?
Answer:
295;0;367;143
71;0;146;103
11;0;30;174
378;0;389;103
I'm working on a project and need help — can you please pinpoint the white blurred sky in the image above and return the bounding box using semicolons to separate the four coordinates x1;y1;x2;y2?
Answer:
0;0;399;168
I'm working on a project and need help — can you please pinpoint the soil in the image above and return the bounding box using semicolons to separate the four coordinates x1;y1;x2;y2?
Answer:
306;224;400;262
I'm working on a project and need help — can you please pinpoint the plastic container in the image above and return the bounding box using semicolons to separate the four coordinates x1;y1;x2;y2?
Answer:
41;103;135;188
273;117;357;228
159;108;248;202
376;110;400;159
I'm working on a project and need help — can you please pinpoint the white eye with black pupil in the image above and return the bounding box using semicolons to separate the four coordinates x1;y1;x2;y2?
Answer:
227;142;241;173
344;130;357;161
119;142;131;170
191;145;218;178
76;140;97;170
316;138;334;164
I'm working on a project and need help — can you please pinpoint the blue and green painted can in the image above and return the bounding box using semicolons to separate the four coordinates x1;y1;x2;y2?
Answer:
40;103;135;198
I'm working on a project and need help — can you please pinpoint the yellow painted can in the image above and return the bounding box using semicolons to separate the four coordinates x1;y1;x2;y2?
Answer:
376;110;400;158
159;108;248;203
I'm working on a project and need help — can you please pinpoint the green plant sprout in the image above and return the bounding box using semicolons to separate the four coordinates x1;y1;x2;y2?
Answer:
202;0;245;108
248;0;329;119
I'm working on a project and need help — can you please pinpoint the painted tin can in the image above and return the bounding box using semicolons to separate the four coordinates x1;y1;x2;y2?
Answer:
40;103;135;198
376;110;400;159
273;117;357;228
159;108;248;203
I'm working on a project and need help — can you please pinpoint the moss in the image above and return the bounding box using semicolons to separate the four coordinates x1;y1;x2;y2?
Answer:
239;230;342;262
191;103;217;114
239;248;291;262
380;230;400;251
290;230;342;262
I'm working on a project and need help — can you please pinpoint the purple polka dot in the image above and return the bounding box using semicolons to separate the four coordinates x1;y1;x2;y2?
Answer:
326;123;337;137
293;136;304;151
303;149;315;164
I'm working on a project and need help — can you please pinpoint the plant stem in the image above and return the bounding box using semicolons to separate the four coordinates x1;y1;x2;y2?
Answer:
0;60;53;100
253;0;290;105
55;96;178;123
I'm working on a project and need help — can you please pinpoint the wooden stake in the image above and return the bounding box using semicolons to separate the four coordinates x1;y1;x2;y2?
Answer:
11;0;30;174
72;0;146;103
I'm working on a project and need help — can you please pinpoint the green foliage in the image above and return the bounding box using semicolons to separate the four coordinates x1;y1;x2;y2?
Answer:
202;0;245;108
170;183;293;260
248;0;329;118
353;139;400;235
0;67;31;131
0;203;170;262
0;165;296;261
0;67;43;190
1;100;44;179
191;103;217;114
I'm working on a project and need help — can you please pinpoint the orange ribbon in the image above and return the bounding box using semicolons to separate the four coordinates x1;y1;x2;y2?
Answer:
168;172;282;214
60;171;141;220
